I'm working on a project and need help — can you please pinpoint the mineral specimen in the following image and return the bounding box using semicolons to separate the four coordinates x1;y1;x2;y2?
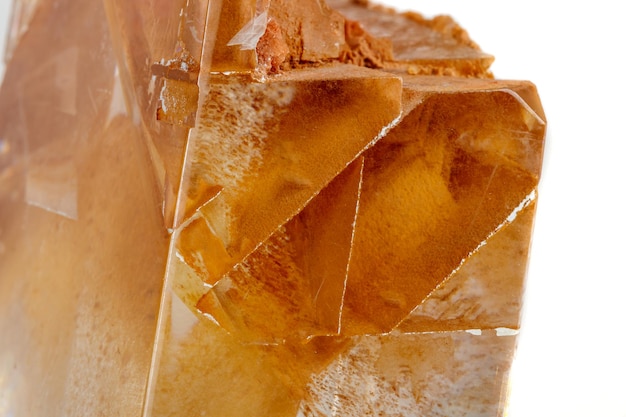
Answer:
0;0;545;416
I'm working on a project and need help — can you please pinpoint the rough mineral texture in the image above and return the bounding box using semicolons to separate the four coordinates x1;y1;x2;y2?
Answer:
0;0;545;416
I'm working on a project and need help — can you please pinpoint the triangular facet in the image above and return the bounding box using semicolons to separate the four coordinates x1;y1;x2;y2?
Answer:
176;66;402;284
341;78;545;335
195;158;364;342
397;198;537;333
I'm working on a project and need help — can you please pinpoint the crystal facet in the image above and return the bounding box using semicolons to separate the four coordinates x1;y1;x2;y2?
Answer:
0;0;546;416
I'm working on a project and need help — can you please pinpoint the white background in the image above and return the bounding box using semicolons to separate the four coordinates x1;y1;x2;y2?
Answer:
1;1;625;416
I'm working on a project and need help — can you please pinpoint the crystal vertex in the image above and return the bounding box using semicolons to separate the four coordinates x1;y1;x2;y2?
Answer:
0;0;546;416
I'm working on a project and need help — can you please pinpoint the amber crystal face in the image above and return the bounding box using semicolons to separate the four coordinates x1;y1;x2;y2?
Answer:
0;0;545;416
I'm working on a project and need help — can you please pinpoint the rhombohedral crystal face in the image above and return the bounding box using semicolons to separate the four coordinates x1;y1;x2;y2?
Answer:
0;0;545;416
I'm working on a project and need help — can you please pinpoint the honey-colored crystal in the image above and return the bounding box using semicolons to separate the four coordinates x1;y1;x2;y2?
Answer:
194;157;364;341
0;0;546;416
175;66;401;278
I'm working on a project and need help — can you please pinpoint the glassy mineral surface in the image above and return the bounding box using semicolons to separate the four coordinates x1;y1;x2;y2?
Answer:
0;0;545;416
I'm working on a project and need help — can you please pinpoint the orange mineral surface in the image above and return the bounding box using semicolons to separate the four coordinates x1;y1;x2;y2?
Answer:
0;0;545;416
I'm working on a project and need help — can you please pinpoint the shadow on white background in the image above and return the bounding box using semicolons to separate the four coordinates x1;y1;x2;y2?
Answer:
1;2;624;416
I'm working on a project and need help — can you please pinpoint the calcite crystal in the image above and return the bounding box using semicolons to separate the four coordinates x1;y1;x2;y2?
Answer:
0;0;546;416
